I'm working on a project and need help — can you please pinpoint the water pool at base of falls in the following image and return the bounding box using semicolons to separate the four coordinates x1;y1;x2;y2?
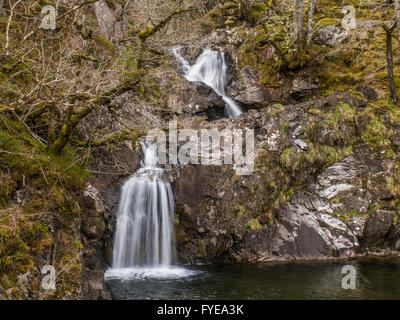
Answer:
105;257;400;300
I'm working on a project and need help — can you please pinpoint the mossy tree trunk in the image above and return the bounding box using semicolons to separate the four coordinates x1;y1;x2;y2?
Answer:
295;0;305;49
306;0;316;46
382;21;398;105
138;8;192;42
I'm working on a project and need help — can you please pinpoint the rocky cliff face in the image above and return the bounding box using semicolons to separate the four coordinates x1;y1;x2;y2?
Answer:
2;0;400;300
90;85;400;267
171;93;400;263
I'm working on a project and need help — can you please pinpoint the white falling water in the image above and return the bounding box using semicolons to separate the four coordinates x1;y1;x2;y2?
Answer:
173;48;243;118
106;142;196;280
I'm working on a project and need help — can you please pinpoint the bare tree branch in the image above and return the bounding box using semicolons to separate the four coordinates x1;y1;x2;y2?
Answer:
4;0;23;55
138;8;194;42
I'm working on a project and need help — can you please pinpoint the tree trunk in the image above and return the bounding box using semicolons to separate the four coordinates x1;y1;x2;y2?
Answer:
383;21;398;105
295;0;305;48
306;0;316;46
0;0;5;16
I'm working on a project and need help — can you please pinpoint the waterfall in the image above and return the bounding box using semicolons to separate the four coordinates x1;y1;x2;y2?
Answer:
173;48;243;118
111;142;176;269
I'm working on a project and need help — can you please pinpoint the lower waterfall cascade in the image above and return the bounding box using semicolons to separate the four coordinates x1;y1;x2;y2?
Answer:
105;142;195;280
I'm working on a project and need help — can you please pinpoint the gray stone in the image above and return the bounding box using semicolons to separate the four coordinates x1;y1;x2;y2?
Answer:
81;268;111;300
294;139;309;151
314;25;350;47
94;0;124;41
83;184;106;214
228;66;268;105
318;184;354;200
363;210;397;247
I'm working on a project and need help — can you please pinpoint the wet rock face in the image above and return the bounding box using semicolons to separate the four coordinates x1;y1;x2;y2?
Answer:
362;210;398;248
172;92;400;264
173;164;269;263
271;193;359;260
175;147;399;264
77;141;143;299
81;268;111;300
83;184;106;215
194;83;224;107
80;184;110;299
228;66;271;107
168;82;222;115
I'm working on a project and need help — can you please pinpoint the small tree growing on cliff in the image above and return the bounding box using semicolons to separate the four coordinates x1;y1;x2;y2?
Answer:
382;20;398;105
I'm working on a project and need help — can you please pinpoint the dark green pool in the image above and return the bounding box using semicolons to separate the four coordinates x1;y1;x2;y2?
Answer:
105;257;400;300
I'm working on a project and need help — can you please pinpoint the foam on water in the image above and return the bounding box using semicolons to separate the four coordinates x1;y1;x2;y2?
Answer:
105;267;199;281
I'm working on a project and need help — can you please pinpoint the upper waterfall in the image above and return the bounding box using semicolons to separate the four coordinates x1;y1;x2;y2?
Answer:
173;48;243;118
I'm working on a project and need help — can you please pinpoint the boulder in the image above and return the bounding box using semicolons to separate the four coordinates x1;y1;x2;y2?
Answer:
94;0;124;41
83;184;106;214
228;66;270;106
290;76;320;100
356;86;378;101
362;210;397;247
81;268;111;300
314;25;350;47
